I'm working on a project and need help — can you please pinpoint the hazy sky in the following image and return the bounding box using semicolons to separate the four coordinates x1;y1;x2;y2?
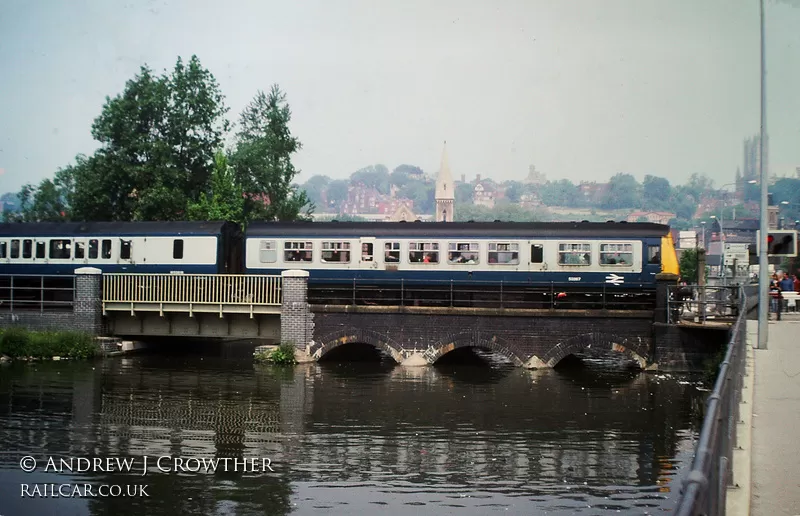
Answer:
1;0;799;194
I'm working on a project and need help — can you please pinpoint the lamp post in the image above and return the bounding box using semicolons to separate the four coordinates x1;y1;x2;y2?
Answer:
756;0;769;350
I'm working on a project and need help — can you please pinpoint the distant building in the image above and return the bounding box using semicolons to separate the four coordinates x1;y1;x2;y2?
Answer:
625;211;676;225
434;142;454;222
473;182;496;208
577;182;609;204
522;165;546;185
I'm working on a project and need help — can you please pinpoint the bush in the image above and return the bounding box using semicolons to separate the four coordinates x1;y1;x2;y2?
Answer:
0;328;97;359
259;342;297;365
0;328;29;358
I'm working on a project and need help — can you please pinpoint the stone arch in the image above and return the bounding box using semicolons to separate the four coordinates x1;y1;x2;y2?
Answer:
532;333;650;369
311;328;405;363
423;331;524;366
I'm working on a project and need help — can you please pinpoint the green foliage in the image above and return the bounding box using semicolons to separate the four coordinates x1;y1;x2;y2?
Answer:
678;248;708;284
351;165;390;195
397;180;435;214
324;179;350;209
503;180;525;203
231;85;311;222
254;342;297;365
456;202;541;222
269;342;297;365
538;179;580;207
643;175;672;210
0;328;97;359
186;151;245;224
601;173;642;209
300;175;332;208
455;182;473;204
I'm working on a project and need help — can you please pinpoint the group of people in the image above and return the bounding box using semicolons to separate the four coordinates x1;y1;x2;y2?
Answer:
769;270;800;320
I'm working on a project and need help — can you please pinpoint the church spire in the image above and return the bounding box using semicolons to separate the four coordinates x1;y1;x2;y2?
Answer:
435;141;455;222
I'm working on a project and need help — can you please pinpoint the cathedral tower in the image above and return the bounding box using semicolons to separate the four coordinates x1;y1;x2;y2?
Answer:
435;141;454;222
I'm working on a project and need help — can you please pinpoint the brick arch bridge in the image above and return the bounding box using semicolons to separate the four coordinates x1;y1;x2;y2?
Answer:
308;307;655;369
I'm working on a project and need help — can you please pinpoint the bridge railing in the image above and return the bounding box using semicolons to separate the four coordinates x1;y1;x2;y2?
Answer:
674;288;748;515
0;274;76;313
102;273;282;306
667;285;742;324
307;278;656;310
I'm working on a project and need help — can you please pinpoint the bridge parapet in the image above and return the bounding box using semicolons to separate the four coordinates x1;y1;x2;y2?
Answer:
102;273;281;316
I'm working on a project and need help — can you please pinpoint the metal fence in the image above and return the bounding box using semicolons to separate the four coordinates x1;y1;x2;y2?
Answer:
0;274;76;312
308;278;657;310
667;285;742;324
674;288;748;515
102;273;282;307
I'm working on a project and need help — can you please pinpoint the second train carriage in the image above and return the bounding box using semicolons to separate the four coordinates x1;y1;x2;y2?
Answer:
243;221;679;287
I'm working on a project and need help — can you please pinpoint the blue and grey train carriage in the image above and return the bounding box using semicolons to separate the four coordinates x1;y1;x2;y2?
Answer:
243;221;680;287
0;221;242;275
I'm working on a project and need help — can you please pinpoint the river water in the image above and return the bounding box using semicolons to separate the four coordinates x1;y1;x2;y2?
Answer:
0;345;706;516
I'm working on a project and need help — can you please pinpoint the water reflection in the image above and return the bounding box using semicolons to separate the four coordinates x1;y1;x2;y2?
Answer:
0;351;705;516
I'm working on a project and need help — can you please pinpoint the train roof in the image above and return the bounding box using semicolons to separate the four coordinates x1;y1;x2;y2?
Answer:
245;221;670;238
0;221;234;237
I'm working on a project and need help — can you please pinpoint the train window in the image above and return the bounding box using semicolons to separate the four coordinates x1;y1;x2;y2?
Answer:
75;242;85;259
321;241;351;263
558;243;591;265
448;242;480;264
259;240;277;263
120;240;132;260
530;244;544;263
0;241;6;259
361;243;373;261
89;239;99;259
10;240;20;259
35;241;46;259
23;239;32;259
49;239;72;259
384;242;400;263
284;241;312;262
648;245;661;264
600;243;633;266
409;242;439;264
173;239;184;259
488;242;519;265
101;239;112;259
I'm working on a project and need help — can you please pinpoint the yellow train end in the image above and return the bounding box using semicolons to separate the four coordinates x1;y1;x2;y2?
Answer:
660;232;680;276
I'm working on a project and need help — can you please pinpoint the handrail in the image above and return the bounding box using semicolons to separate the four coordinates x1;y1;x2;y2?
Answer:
674;287;748;515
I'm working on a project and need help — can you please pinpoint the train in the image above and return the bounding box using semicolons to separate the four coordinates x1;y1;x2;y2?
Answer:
0;220;680;289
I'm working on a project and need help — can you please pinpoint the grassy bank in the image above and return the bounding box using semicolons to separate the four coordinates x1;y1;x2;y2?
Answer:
0;328;98;360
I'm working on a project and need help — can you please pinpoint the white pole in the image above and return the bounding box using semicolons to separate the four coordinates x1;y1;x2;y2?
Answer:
757;0;769;349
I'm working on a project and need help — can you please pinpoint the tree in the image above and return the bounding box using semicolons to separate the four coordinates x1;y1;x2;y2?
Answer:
300;175;331;208
601;173;642;209
539;179;579;207
11;166;75;222
643;175;672;208
679;248;704;284
390;165;424;187
455;182;473;204
231;85;311;222
325;179;350;211
351;165;390;195
186;151;244;224
397;180;434;214
62;56;230;221
503;180;525;203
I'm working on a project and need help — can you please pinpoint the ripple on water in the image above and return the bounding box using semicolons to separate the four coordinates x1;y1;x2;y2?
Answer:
0;355;705;515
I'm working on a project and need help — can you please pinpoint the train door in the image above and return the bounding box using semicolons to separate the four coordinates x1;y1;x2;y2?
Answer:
527;241;548;271
359;237;378;269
